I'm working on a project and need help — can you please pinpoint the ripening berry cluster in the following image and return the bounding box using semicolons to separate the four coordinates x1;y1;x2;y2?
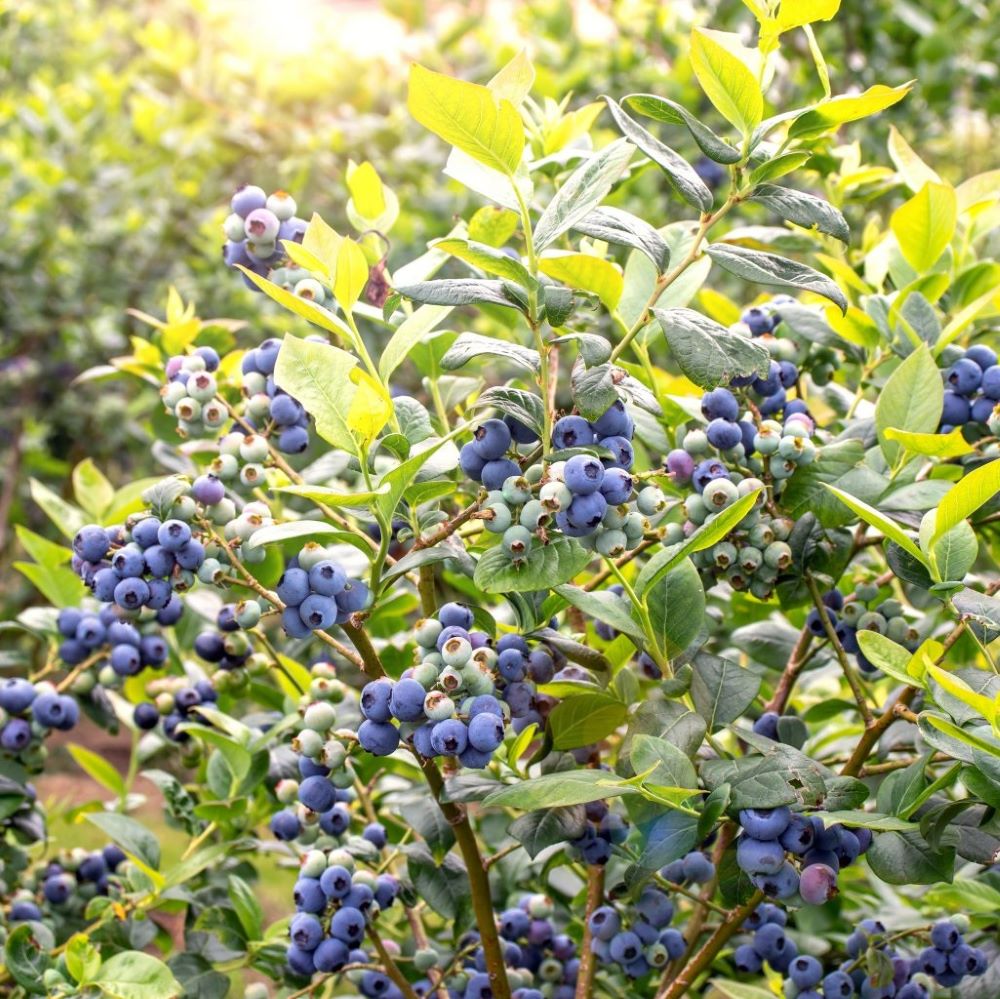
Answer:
0;677;79;757
356;603;531;764
161;346;228;438
588;885;685;979
222;185;307;287
806;584;920;675
912;918;987;989
734;806;872;908
132;672;220;745
940;343;1000;433
240;337;314;454
72;518;197;620
193;600;261;672
38;844;127;908
276;547;370;638
461;400;666;561
566;798;629;866
286;846;401;988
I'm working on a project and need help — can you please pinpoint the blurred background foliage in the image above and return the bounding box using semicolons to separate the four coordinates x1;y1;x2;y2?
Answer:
1;0;997;616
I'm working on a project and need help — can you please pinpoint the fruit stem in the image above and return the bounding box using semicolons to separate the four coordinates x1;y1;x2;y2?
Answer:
574;865;605;999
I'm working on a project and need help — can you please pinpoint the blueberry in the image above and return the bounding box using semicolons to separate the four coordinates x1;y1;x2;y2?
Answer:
971;395;995;423
298;775;336;813
319;805;351;836
131;518;162;549
752;860;799;899
133;702;160;730
0;678;38;714
588;905;620;941
788;955;823;989
636;887;673;928
357;720;400;756
665;449;694;485
0;718;32;752
430;718;468;756
467;712;504;752
481;458;522;491
290;912;324;951
742;307;774;336
505;415;539;444
313;936;350;973
609;930;642;964
390;678;427;722
32;692;79;730
142;545;175;579
111;543;145;578
470;419;513;461
565;492;607;531
733;943;762;973
941;390;971;425
982;364;1000;399
277;567;311;606
778;813;815;854
361;679;394;722
231;184;267;217
110;643;141;676
175;687;202;714
930;920;960;951
78;852;108;882
107;621;141;646
753;361;782;397
299;593;337;631
459;443;487;481
758;386;787;415
680;851;714;883
157;519;192;552
9;901;42;922
175;539;205;571
752;711;780;740
551;415;595;450
736;835;785;875
73;524;110;562
751;923;788;961
564;454;605;495
57;608;84;638
590;400;633;438
43;873;74;904
739;806;791;839
821;971;855;998
598;435;634;469
192;474;225;506
946;357;983;396
692;458;728;492
320;864;353;899
329;906;366;944
706;418;742;450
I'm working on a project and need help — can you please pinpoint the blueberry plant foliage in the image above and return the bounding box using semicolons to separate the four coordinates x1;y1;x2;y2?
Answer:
5;5;1000;999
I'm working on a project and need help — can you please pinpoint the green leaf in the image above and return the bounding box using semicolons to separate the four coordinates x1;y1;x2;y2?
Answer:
509;807;584;859
630;734;697;787
928;459;1000;550
474;537;592;594
72;459;114;519
441;332;540;373
5;924;53;995
406;844;471;924
689;27;763;135
533;138;635;251
927;664;997;726
93;952;182;999
228;874;263;940
636;487;763;596
549;693;628;750
822;484;927;565
272;483;390;508
236;266;355;342
929;519;977;581
273;335;359;454
788;82;912;141
704;243;847;312
866;829;955;885
689;654;761;731
30;478;86;539
573;206;671;272
375;435;458;524
875;345;943;465
483;769;634;809
856;631;924;688
471;387;546;436
884;426;973;460
67;744;126;798
747;184;849;243
624;93;741;163
602;98;712;212
653;307;771;389
395;278;523;311
243;520;361;552
432;238;532;286
749;152;812;185
644;558;705;658
468;206;519;247
708;982;780;999
891;182;957;273
13;558;85;609
85;812;161;870
818;810;919;832
65;933;101;985
553;584;647;643
408;64;524;175
379;304;453;382
539;252;623;310
925;880;1000;914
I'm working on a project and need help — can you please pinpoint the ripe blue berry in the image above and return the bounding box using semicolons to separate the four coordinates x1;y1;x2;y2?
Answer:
736;835;785;875
701;387;739;422
789;955;823;989
680;851;714;883
430;718;469;756
277;567;311;607
357;720;400;756
390;678;427;722
329;906;366;944
930;920;960;951
0;678;38;714
565;492;607;531
481;458;522;491
742;307;774;336
157;519;192;552
133;702;160;729
73;524;110;562
231;185;267;217
467;712;504;752
564;454;605;495
551;416;595;449
941;390;971;425
470;419;512;460
946;357;983;395
0;718;32;751
590;400;633;438
32;692;79;730
299;594;337;631
298;775;336;813
599;435;634;469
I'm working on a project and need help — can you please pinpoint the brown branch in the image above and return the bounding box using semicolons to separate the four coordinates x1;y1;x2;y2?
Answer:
574;866;605;999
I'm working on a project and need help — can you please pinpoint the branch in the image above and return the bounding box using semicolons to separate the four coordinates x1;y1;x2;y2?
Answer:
574;866;606;999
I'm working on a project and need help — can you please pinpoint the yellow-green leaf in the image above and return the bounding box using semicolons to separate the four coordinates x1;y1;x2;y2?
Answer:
824;304;880;349
300;213;342;278
408;64;525;176
772;0;841;33
690;28;763;136
487;49;535;106
788;82;912;141
822;484;927;565
927;665;996;725
72;459;114;519
887;125;942;192
929;459;1000;549
334;238;370;313
347;369;393;449
346;161;386;220
891;182;957;273
237;266;354;343
68;743;126;797
538;253;624;311
884;426;973;460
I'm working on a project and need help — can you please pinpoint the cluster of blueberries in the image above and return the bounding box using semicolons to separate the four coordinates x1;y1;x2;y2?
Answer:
0;677;79;756
735;913;985;997
805;585;921;675
461;399;666;561
133;673;220;743
161;346;228;438
286;847;401;988
72;519;197;622
193;601;261;672
240;337;314;455
39;844;128;907
734;806;871;907
665;386;817;599
55;603;167;680
267;265;337;309
355;603;535;765
567;798;629;866
222;185;307;287
276;546;371;639
588;885;686;979
940;343;1000;433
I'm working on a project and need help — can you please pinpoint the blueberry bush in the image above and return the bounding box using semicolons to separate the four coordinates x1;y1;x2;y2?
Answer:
4;3;1000;998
